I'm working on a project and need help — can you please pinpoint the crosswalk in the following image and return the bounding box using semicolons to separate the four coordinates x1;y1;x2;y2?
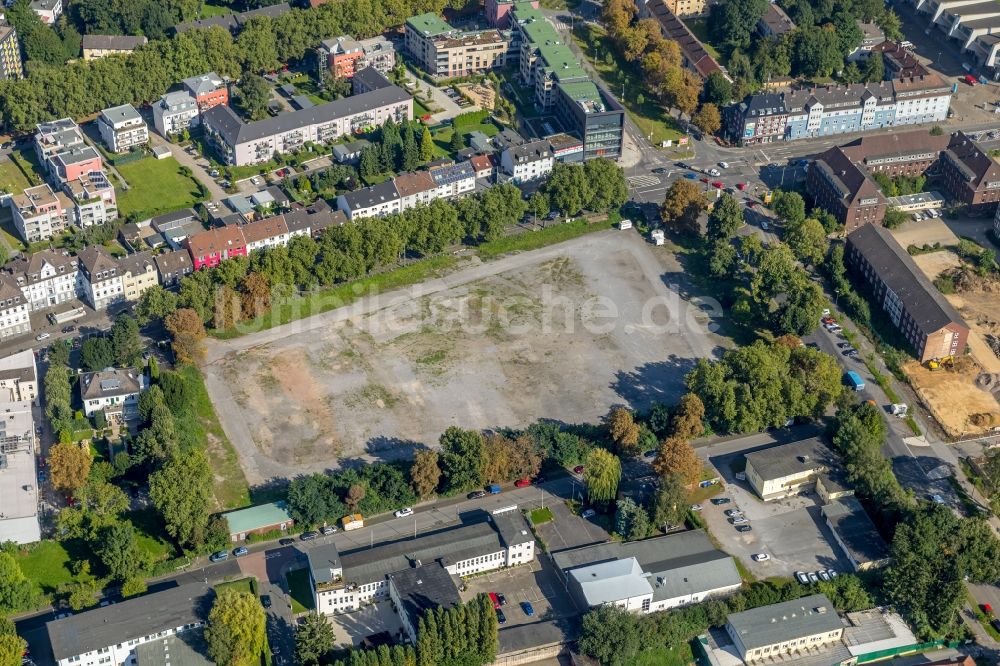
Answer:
627;174;661;188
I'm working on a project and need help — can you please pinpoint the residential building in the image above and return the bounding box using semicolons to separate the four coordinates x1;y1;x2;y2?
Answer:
553;82;625;161
643;0;728;79
80;367;146;419
744;438;850;502
0;275;31;341
181;72;229;110
726;76;951;145
0;350;38;544
63;171;117;228
81;34;147;60
201;85;412;166
6;250;81;310
393;170;437;210
134;630;212;666
29;0;62;25
173;3;290;34
846;224;970;362
241;214;290;253
405;13;508;78
822;496;890;571
332;138;372;164
185;225;247;270
469;153;497;180
487;0;539;27
758;3;796;37
940;132;1000;213
337;179;401;220
358;35;397;73
351;66;394;96
223;501;295;541
501;139;554;182
725;594;844;662
153;90;199;136
389;563;463;643
150;208;203;250
854;21;886;56
552;531;742;613
46;583;212;666
117;251;158;302
8;183;72;242
98;104;149;153
871;41;930;79
77;245;124;309
319;35;365;79
661;0;710;18
428;161;476;198
910;0;1000;58
284;200;345;238
0;24;23;80
309;511;534;615
154;249;193;287
34;118;104;184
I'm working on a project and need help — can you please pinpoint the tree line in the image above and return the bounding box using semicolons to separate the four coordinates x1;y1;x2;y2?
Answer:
0;0;456;131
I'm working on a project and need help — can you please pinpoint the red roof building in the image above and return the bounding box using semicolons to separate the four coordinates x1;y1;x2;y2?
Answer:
185;226;247;270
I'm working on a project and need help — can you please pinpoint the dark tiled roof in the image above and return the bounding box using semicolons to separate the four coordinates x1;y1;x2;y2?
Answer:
117;250;157;276
822;496;889;565
388;562;461;626
77;245;118;277
154;250;193;277
339;179;400;211
81;34;148;51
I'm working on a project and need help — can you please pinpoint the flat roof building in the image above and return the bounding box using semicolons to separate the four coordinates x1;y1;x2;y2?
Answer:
388;562;462;643
822;497;891;571
0;350;39;544
725;594;844;662
744;438;850;502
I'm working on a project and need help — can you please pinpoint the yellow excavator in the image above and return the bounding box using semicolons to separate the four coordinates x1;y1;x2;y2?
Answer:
927;355;954;370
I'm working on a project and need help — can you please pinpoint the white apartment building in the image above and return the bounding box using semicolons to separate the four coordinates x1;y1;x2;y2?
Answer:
242;215;291;253
29;0;62;24
336;179;401;221
152;90;200;136
98;104;149;153
79;367;147;418
77;245;124;309
7;183;72;243
337;162;476;221
0;350;39;402
7;250;81;311
428;161;476;198
500;139;554;183
309;511;535;615
63;171;117;228
0;276;32;340
46;583;211;666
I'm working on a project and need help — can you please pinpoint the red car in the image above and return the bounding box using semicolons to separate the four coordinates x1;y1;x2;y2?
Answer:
712;181;724;189
573;465;585;474
983;603;994;615
514;478;531;488
700;177;709;183
489;592;500;609
736;182;747;191
965;74;977;85
821;316;837;325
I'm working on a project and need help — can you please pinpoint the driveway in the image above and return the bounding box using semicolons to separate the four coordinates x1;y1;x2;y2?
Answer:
402;68;464;122
534;496;610;553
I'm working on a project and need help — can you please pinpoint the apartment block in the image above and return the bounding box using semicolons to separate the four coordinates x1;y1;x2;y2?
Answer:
117;251;158;302
6;250;81;311
319;35;365;78
153;90;199;136
0;24;23;79
202;85;411;166
29;0;62;25
337;161;476;221
81;34;147;60
77;245;124;310
0;275;31;340
846;224;969;362
63;171;117;228
182;72;229;110
34;118;104;183
358;35;397;73
98;104;149;153
7;184;72;243
486;0;538;27
405;13;507;78
500;139;554;183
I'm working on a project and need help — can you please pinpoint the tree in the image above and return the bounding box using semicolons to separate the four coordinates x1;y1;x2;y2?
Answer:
883;206;908;229
240;271;271;320
214;284;242;330
359;144;380;180
710;0;769;55
482;433;542;483
164;308;207;365
420;125;434;162
206;589;267;666
110;315;143;367
671;393;706;440
96;521;146;582
449;128;464;153
149;450;213;548
0;553;31;613
652;473;689;530
607;407;640;456
236;73;272;121
862;51;884;82
346;483;366;511
661;179;707;233
135;286;179;325
653;436;702;487
546;163;593;216
410;449;441;498
81;336;115;371
693;103;722;135
771;190;806;224
0;617;27;666
295;612;335;666
707;193;743;240
578;605;641;666
583;159;628;212
702;70;733;106
583;448;621;501
49;442;92;493
785;217;829;267
528;191;550;221
439;427;486;493
613;497;649;541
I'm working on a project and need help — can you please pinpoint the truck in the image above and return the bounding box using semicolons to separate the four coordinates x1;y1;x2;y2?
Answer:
487;484;501;494
845;371;865;392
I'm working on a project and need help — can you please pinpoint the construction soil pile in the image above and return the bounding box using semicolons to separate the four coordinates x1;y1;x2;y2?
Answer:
903;355;1000;439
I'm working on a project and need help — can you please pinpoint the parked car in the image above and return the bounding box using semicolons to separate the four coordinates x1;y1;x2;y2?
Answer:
826;568;838;579
233;546;248;557
711;497;732;505
61;326;75;333
817;570;830;581
209;551;229;562
514;478;531;488
489;592;501;609
643;450;656;459
35;333;50;341
261;595;272;609
497;593;507;606
690;504;703;511
684;173;697;179
394;507;414;518
736;525;752;533
760;221;769;231
837;342;852;349
992;618;1000;633
730;516;749;525
736;182;747;190
320;525;337;535
300;531;318;541
930;494;946;504
279;538;295;546
209;169;220;177
468;490;488;499
807;572;819;583
751;553;770;562
573;465;585;474
652;167;668;174
724;509;743;518
708;168;721;176
841;348;857;356
795;571;809;584
496;610;507;624
581;508;596;518
711;181;724;189
521;601;535;616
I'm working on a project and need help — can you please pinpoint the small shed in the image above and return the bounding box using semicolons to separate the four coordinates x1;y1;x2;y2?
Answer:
223;501;295;542
151;144;171;160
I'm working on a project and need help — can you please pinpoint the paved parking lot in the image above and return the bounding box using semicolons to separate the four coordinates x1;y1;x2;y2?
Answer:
533;495;610;553
462;558;579;630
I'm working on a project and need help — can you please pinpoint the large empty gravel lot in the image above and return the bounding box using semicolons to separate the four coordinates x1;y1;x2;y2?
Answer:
203;232;727;483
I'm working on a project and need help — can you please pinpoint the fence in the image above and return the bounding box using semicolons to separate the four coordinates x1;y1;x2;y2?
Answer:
853;639;962;664
106;149;146;166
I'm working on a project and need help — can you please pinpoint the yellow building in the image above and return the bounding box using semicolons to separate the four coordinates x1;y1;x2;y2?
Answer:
117;251;158;302
0;25;23;79
744;438;844;502
404;13;507;78
664;0;709;17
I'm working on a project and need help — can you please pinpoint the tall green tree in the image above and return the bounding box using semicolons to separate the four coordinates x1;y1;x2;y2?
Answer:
96;521;147;582
149;450;213;548
579;605;641;666
439;427;486;493
295;612;335;666
583;448;621;501
707;193;743;240
0;554;31;613
0;617;28;666
110;315;143;367
206;589;267;666
420;125;434;162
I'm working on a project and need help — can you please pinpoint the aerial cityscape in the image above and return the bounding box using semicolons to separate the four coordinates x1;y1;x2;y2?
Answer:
1;0;1000;664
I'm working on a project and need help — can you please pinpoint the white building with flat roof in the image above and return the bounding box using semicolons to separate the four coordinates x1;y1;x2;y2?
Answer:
0;349;38;544
98;104;149;153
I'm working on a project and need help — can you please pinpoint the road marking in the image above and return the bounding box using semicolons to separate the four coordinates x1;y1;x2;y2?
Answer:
627;174;661;188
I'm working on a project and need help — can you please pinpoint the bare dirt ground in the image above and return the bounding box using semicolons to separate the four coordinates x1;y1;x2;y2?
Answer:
909;250;962;280
904;356;1000;438
203;232;728;484
889;218;960;249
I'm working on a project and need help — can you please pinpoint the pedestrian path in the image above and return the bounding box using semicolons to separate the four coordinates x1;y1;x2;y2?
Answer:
627;174;661;188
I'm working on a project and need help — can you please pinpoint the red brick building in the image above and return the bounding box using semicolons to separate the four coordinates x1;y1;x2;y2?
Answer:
319;36;365;79
182;72;229;111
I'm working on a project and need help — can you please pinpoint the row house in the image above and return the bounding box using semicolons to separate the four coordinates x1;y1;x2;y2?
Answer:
337;162;476;221
153;250;193;287
242;215;290;253
428;161;476;198
337;180;401;220
6;250;81;311
80;34;147;60
185;225;247;270
181;72;229;110
117;251;158;302
98;104;149;153
8;184;71;243
0;274;31;340
153;90;199;136
77;245;124;310
201;84;412;166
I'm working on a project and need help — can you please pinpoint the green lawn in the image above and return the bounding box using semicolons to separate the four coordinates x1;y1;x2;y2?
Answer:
685;19;722;60
129;508;180;563
688;482;723;505
633;644;695;666
211;255;458;339
432;120;500;156
529;507;554;525
178;365;251;510
116;157;207;220
571;24;685;145
197;1;232;18
17;540;77;597
215;577;258;597
476;217;616;260
413;98;433;118
286;568;315;613
0;155;33;194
